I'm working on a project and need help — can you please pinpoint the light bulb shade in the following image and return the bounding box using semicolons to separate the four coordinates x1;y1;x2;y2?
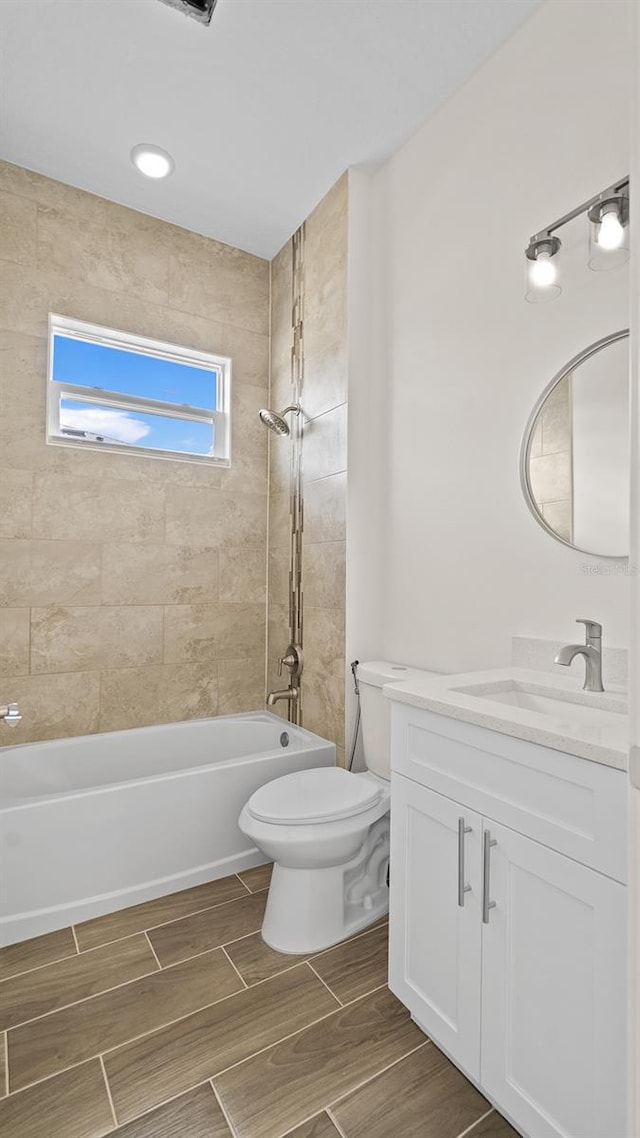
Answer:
525;236;562;303
587;195;629;271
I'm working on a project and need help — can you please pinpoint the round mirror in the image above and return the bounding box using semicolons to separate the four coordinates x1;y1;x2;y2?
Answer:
520;330;629;558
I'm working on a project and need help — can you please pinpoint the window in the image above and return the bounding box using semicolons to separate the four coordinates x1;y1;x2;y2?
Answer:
47;315;231;464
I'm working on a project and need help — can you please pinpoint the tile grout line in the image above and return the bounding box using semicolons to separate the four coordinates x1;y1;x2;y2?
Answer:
3;1030;8;1096
210;1079;240;1138
306;961;343;1006
143;930;163;972
6;960;340;1097
220;945;248;990
99;1054;118;1130
70;925;81;955
326;1107;349;1138
72;887;265;955
456;1107;495;1138
327;1038;431;1111
234;873;255;895
0;947;79;985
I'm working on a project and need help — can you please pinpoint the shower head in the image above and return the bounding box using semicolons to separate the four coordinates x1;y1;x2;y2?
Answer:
258;404;301;437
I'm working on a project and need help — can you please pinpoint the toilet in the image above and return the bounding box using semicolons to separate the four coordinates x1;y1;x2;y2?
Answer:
239;661;434;954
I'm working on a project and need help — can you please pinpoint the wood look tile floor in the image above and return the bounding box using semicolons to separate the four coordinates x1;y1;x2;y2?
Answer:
0;866;520;1138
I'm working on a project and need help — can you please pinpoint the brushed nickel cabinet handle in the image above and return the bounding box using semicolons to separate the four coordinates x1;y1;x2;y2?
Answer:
457;817;472;907
482;829;497;924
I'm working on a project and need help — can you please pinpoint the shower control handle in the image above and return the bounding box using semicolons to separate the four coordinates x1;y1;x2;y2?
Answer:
277;644;302;679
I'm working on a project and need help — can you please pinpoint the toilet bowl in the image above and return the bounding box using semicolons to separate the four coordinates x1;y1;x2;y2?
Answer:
239;661;437;954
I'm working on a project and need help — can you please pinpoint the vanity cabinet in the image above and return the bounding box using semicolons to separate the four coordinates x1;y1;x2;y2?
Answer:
389;704;627;1138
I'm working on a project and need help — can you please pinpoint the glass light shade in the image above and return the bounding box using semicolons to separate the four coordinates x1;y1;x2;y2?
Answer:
588;201;629;271
525;248;562;304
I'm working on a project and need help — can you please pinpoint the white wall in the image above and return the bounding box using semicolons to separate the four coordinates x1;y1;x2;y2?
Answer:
348;0;632;676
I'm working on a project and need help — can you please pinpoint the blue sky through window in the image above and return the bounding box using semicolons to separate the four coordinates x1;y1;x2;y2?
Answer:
60;399;214;455
53;335;218;410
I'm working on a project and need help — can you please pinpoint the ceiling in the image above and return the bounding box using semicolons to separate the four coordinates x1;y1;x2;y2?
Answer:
0;0;539;259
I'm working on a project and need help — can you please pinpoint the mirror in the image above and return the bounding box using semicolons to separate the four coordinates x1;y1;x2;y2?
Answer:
520;330;629;558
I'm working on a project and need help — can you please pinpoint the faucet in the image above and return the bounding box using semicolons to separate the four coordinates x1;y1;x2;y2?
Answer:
554;620;604;692
267;687;299;707
1;702;22;725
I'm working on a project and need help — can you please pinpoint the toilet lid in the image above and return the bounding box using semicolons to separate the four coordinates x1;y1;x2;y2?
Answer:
247;767;383;825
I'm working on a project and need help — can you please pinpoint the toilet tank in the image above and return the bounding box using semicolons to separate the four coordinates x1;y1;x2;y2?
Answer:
357;661;439;780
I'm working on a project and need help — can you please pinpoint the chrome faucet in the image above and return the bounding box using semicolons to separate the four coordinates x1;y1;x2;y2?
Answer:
554;620;604;692
1;702;22;725
267;687;299;707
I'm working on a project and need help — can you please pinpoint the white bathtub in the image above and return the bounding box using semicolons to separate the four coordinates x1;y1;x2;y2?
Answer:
0;712;335;946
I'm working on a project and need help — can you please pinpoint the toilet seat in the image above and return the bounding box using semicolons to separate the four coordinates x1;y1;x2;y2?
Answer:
247;767;382;826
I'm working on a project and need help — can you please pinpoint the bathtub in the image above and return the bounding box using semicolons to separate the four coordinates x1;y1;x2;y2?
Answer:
0;711;335;946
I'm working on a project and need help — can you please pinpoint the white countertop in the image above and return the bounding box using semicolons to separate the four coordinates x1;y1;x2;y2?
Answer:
384;667;628;770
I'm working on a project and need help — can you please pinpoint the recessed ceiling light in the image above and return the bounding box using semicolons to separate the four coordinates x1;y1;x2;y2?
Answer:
131;144;174;180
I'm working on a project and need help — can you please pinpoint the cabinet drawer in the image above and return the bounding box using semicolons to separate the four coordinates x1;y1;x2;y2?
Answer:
391;703;627;883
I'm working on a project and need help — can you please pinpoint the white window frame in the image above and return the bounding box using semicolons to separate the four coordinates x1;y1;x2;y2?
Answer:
47;314;231;465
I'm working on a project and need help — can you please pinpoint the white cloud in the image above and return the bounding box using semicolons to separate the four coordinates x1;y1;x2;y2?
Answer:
60;407;151;444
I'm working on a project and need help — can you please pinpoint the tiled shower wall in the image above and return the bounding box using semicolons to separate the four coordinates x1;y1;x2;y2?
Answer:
0;161;269;743
267;175;348;760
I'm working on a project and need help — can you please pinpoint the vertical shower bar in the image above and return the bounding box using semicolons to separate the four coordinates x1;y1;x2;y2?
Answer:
288;225;305;725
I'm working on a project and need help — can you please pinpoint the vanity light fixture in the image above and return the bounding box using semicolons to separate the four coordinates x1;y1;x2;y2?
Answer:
130;144;175;180
524;176;629;302
525;235;562;303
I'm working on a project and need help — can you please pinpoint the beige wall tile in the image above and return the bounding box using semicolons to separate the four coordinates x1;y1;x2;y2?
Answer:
102;544;219;605
225;383;268;495
32;473;165;543
164;604;265;665
5;672;101;744
304;175;347;362
36;204;169;305
302;667;345;750
99;663;218;732
169;248;269;336
218;547;266;604
222;325;269;389
268;490;290;552
218;658;265;714
0;609;30;677
0;469;32;538
268;547;290;609
0;540;101;606
304;473;347;543
303;607;345;678
0;191;36;267
303;542;346;610
303;403;347;484
269;241;293;381
165;486;266;547
31;605;163;674
303;340;347;420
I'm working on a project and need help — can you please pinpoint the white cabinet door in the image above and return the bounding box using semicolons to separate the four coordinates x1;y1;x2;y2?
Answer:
389;774;483;1081
481;820;627;1138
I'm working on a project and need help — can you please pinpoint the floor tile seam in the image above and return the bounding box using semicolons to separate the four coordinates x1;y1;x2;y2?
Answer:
2;1031;7;1097
217;921;389;988
71;926;81;955
234;873;257;896
75;888;262;953
0;928;148;983
277;1107;343;1138
307;920;388;965
143;931;163;971
339;980;388;1007
0;950;78;985
6;949;260;1095
2;955;162;1035
99;1054;118;1130
456;1107;495;1138
220;945;248;990
325;1107;349;1138
305;962;344;1007
105;1079;213;1133
210;1079;240;1138
326;1038;431;1112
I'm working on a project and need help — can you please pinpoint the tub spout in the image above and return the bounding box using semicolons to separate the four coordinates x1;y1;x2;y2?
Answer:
267;687;299;707
1;702;22;725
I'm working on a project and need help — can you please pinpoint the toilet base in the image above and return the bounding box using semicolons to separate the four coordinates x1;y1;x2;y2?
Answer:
261;815;390;954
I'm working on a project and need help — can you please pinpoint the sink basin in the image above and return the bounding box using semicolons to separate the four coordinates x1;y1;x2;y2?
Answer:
452;679;627;729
